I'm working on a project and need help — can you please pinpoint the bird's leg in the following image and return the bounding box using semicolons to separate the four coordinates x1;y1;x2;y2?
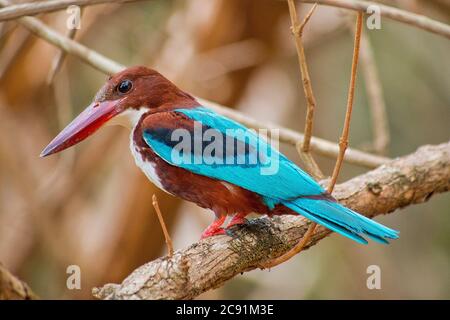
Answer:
226;212;248;229
200;215;227;239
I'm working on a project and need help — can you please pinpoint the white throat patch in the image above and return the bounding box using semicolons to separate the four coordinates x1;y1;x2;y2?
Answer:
108;106;170;193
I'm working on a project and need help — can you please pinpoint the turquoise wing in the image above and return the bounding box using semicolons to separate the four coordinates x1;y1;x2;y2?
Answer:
141;106;324;204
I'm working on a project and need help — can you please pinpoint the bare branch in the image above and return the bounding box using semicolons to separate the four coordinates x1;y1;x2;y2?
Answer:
328;12;363;193
343;12;389;155
359;32;390;155
289;1;318;153
47;8;84;84
286;1;324;181
2;0;449;40
0;0;147;22
258;2;322;269
0;0;125;73
264;9;365;269
297;143;324;180
300;0;450;40
0;4;388;169
93;141;450;300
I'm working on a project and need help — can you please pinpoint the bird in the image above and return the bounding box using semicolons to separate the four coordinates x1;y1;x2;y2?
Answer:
41;66;399;243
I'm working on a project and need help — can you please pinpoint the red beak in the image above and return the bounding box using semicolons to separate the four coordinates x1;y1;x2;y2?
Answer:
40;100;120;157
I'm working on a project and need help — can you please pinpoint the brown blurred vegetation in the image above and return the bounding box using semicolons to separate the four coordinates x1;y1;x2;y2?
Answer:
0;0;449;299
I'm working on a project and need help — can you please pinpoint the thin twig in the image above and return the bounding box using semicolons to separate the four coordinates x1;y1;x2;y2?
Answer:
297;145;324;180
328;12;364;193
263;12;364;267
152;194;174;257
259;2;322;269
290;2;318;153
0;0;147;22
299;0;450;40
0;0;125;73
343;13;389;155
359;32;390;155
287;1;324;180
47;9;84;84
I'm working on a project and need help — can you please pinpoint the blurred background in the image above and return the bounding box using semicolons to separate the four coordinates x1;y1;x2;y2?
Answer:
0;0;449;299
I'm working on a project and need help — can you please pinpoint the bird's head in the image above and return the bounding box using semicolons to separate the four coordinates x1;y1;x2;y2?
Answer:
40;66;196;157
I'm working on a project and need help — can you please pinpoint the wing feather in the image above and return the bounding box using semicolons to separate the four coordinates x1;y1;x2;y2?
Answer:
141;106;324;201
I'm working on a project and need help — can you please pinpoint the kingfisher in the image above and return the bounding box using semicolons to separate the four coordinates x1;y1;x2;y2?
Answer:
41;66;399;243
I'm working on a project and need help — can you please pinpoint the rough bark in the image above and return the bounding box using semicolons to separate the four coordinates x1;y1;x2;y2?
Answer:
92;141;450;300
0;264;38;300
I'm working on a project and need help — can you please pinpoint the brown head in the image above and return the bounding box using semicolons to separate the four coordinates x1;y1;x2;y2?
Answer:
40;66;198;157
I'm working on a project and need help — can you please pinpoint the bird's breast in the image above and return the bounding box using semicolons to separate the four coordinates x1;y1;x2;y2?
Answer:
130;135;166;192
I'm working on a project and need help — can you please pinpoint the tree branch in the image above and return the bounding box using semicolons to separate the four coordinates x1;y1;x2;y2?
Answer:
299;0;450;40
0;263;38;300
92;141;450;300
2;0;449;40
0;0;147;22
0;0;125;74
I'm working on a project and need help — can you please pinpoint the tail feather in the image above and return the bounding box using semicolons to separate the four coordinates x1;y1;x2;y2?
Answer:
289;204;369;244
283;197;399;244
365;232;390;244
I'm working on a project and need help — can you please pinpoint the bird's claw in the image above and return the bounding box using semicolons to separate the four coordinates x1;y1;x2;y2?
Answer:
226;217;248;229
200;227;226;239
200;214;248;239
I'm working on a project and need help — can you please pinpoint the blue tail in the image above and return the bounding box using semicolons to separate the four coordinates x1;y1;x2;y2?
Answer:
283;198;399;244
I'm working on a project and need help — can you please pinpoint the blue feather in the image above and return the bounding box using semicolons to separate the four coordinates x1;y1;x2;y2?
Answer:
283;199;399;244
146;107;324;199
142;106;399;244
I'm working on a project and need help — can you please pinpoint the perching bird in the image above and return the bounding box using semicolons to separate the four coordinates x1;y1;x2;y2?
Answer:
41;66;398;243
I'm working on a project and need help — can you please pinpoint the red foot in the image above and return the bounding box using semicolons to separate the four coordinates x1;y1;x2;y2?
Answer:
201;215;227;239
226;213;248;229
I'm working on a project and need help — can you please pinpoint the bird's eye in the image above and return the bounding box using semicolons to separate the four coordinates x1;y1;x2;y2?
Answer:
117;79;132;94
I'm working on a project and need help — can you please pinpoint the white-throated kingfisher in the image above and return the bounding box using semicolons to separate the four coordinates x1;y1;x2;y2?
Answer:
41;66;399;243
